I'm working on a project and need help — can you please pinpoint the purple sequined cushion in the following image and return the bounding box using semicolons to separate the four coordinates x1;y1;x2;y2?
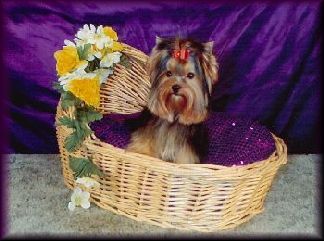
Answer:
90;112;276;166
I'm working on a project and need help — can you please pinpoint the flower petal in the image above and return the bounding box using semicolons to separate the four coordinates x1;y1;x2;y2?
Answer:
68;201;75;211
68;76;100;107
97;25;103;33
81;191;90;200
94;51;102;59
74;187;83;194
80;200;91;209
71;193;77;203
87;55;95;61
103;26;118;41
94;68;113;84
75;177;85;185
90;24;96;33
64;39;75;47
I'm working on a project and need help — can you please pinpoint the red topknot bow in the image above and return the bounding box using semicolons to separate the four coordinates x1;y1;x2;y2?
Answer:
172;49;190;61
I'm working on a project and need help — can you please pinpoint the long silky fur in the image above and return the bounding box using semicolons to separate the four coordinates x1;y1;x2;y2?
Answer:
126;37;218;164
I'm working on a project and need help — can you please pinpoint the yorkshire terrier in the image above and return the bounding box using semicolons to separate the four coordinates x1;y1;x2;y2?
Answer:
126;37;219;164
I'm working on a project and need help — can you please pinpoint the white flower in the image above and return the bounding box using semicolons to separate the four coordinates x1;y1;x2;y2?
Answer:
74;24;113;51
75;177;100;189
87;46;103;61
68;187;91;211
58;62;96;91
75;24;97;44
74;37;87;48
63;39;76;47
100;52;122;68
68;201;76;211
94;25;113;50
93;68;113;84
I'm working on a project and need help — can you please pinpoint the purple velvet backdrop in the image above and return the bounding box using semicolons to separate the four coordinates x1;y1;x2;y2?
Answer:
3;0;322;154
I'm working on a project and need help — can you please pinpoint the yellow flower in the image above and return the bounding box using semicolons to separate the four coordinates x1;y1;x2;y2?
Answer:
103;26;118;41
111;41;124;51
68;76;100;108
54;46;81;76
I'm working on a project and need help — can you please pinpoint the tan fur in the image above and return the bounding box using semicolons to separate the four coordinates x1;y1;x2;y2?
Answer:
127;37;218;164
148;57;209;125
128;120;199;164
127;128;156;157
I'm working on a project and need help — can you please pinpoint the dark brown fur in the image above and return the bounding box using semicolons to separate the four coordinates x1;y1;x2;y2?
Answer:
126;37;218;164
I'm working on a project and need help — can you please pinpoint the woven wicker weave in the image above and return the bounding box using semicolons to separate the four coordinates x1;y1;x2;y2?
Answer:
55;43;288;232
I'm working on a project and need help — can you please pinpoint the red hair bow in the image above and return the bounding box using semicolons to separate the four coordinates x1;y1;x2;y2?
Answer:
172;49;190;61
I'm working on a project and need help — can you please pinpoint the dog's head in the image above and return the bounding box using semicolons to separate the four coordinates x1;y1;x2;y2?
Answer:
147;37;219;125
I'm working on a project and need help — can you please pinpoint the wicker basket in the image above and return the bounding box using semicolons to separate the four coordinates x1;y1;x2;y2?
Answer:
55;43;288;232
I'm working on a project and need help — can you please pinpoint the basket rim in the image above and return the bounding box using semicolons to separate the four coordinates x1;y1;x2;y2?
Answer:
84;131;286;174
55;42;287;174
56;97;287;179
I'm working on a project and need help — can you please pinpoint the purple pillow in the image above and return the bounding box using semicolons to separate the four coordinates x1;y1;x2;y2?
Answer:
90;112;275;166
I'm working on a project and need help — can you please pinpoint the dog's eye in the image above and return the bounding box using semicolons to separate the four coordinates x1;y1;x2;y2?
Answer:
187;72;195;79
166;71;172;77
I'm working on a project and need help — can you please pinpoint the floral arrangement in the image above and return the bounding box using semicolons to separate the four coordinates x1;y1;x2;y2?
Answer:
53;24;130;210
54;24;130;152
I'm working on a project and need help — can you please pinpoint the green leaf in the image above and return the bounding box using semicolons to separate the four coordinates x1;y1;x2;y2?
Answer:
77;109;103;123
61;92;74;108
64;131;80;152
61;99;75;109
83;126;93;137
77;43;91;60
61;91;83;109
69;156;104;178
64;122;93;152
87;111;103;122
59;90;102;153
62;91;76;101
58;116;76;129
75;121;82;139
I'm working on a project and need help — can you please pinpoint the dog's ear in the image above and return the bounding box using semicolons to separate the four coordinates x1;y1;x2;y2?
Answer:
203;41;213;54
200;41;219;94
147;43;164;85
155;36;163;45
147;37;171;85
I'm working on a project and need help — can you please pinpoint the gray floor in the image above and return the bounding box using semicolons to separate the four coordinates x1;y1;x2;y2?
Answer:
4;154;321;238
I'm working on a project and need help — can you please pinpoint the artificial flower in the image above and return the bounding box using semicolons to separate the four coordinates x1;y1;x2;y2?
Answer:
55;24;125;108
102;26;118;41
58;61;89;91
75;24;113;51
73;37;87;48
68;76;101;107
94;25;114;50
76;177;100;189
93;68;113;84
87;45;103;61
75;24;97;45
74;24;96;48
68;187;90;211
100;51;122;68
63;39;76;47
111;41;124;51
54;46;82;76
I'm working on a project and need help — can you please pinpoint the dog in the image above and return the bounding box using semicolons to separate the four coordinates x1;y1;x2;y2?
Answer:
126;37;219;164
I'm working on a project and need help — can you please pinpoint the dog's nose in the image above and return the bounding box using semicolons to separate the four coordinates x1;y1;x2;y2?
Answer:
172;84;181;93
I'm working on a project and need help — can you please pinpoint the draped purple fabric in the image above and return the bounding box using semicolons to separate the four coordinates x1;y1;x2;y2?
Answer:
3;0;321;153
